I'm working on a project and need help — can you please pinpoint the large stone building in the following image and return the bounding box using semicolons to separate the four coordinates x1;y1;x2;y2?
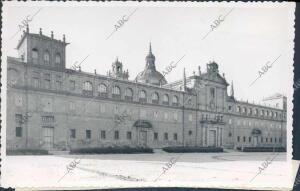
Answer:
6;27;287;151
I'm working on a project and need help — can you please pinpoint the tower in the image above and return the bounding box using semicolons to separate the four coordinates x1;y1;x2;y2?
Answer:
16;25;69;69
108;57;129;80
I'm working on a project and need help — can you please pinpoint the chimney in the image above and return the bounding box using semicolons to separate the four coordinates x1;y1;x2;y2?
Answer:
63;34;66;42
39;28;42;35
51;31;54;39
26;24;29;33
198;66;201;76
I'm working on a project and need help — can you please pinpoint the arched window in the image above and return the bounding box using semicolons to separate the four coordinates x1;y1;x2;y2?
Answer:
172;95;179;106
55;53;61;66
44;51;50;65
237;106;241;113
163;94;169;105
152;92;159;104
32;48;38;64
139;90;147;102
83;81;93;91
112;86;121;95
98;83;107;97
125;88;133;101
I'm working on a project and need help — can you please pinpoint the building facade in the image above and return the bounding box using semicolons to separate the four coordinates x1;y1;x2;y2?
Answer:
6;27;287;151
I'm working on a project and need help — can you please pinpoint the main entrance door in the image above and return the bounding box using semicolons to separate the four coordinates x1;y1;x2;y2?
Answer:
42;126;54;150
139;130;147;147
208;130;217;147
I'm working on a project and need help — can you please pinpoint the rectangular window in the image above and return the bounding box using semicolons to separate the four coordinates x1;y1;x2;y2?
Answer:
56;75;62;90
237;136;240;142
127;131;132;140
33;77;40;88
261;137;263;142
114;131;119;140
243;136;246;142
100;130;106;139
86;130;91;139
270;138;273;143
228;106;232;111
249;137;251;142
70;80;75;90
189;114;193;121
275;138;277;143
154;132;158;140
164;133;168;140
174;133;178;141
70;129;76;138
44;74;51;89
15;114;23;122
266;138;268;142
210;88;215;98
174;113;178;121
16;127;22;137
279;138;282;143
41;116;54;123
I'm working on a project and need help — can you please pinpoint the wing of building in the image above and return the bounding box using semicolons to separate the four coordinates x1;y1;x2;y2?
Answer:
6;27;287;151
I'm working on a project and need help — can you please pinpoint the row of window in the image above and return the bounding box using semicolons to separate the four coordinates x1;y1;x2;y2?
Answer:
70;129;180;141
237;136;282;143
31;48;61;66
229;119;282;129
231;105;283;120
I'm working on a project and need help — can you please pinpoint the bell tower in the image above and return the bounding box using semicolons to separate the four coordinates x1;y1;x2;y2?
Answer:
108;57;129;80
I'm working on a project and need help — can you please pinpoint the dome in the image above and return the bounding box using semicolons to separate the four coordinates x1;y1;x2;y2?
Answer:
136;69;167;86
135;43;167;86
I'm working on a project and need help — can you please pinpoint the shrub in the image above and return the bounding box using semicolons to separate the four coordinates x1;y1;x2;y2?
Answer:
162;146;223;153
6;149;49;155
242;147;286;152
70;146;154;154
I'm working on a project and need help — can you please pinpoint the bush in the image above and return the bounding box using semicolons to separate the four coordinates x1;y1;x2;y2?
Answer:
6;149;49;155
162;146;223;153
70;146;154;154
242;147;286;152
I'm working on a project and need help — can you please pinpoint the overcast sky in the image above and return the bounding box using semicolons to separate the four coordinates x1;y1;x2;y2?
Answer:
2;1;295;104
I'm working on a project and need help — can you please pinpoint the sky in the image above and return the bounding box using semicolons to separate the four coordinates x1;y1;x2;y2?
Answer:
2;1;295;104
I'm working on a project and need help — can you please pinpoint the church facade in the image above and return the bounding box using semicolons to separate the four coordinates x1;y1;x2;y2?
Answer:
6;27;287;151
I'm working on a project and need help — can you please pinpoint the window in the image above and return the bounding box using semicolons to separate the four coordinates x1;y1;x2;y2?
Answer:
229;119;232;124
33;77;40;88
228;106;232;111
152;92;159;104
100;104;106;113
189;114;193;121
70;80;75;90
210;88;215;98
174;133;178;141
279;138;282;143
163;94;169;105
139;90;147;102
98;83;107;93
164;133;168;140
114;131;119;140
112;86;121;95
275;138;277;143
261;137;263;142
86;130;91;139
237;106;241;113
44;74;51;89
275;112;278;118
154;132;158;140
243;136;246;142
69;101;75;111
83;81;93;91
237;136;240;142
55;53;61;66
174;113;178;121
154;111;158;118
100;130;106;139
16;127;22;137
270;138;273;143
255;109;258;115
189;130;193;136
172;95;179;106
32;48;38;64
127;131;132;140
266;138;268;142
249;137;251;142
70;129;76;138
164;112;168;120
249;108;253;115
56;75;62;90
41;116;54;122
243;107;247;113
44;51;50;65
140;110;146;118
125;88;133;100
